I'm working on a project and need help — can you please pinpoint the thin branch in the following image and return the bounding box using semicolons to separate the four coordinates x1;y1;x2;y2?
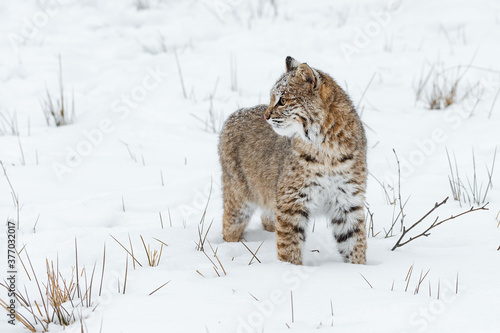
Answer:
392;198;488;250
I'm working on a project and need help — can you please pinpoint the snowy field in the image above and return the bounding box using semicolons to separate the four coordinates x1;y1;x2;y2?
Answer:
1;0;500;332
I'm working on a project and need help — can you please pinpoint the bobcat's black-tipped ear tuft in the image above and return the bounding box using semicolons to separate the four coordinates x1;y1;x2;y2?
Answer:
286;56;300;72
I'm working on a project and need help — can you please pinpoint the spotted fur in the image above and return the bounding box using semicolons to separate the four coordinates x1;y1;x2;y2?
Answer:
218;56;367;265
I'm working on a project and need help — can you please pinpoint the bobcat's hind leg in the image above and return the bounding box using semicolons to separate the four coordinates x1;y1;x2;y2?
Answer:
222;198;255;242
261;211;276;232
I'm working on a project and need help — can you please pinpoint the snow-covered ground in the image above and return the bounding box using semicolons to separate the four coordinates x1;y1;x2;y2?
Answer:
1;0;499;332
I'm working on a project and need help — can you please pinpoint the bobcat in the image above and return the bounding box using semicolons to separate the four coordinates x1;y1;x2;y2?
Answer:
218;56;367;265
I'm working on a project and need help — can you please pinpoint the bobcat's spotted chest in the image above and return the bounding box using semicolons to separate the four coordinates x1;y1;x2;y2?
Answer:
302;173;362;218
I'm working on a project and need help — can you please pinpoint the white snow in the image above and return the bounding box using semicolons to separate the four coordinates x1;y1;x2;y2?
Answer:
1;0;499;332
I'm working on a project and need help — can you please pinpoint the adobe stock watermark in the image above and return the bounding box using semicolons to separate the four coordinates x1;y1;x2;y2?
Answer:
236;264;317;333
51;65;168;181
403;279;463;333
340;0;402;63
204;0;243;22
5;220;17;326
7;0;77;52
380;72;500;186
178;178;221;225
236;236;337;333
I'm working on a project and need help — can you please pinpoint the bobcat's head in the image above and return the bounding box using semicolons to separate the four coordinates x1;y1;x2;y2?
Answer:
265;56;324;143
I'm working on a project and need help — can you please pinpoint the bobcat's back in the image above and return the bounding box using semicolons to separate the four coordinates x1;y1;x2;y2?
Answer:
218;105;291;209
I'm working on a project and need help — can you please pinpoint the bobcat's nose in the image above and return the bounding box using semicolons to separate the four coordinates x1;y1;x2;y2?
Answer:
264;109;271;121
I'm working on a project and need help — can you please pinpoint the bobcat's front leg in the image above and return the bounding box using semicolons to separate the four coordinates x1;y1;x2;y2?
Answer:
331;198;367;264
275;203;308;265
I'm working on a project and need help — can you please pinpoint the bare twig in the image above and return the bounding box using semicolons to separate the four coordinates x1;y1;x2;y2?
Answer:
392;197;489;250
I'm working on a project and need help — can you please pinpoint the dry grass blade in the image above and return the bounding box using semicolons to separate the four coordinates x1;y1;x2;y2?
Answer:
488;82;500;119
249;293;259;301
414;269;430;294
1;161;20;230
356;72;376;111
140;235;152;266
330;298;334;326
110;235;143;267
45;259;75;325
174;49;187;98
159;212;164;229
75;238;81;300
153;237;169;247
447;148;496;206
0;246;99;331
140;235;163;267
207;240;226;275
40;55;75;127
201;250;220;277
405;264;414;292
149;280;171;296
99;244;105;297
128;234;136;270
248;240;265;265
168;207;173;227
25;250;50;320
16;247;31;281
240;241;262;264
196;182;214;251
359;273;373;289
0;108;19;136
123;256;128;294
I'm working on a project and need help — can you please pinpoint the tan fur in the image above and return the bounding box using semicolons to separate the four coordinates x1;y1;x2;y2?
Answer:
218;57;367;265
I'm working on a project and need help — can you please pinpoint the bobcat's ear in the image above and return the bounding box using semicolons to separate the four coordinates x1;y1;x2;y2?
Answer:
297;63;319;88
285;56;300;72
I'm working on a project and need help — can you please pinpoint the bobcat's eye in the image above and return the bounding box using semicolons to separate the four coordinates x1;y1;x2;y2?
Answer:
277;97;286;107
